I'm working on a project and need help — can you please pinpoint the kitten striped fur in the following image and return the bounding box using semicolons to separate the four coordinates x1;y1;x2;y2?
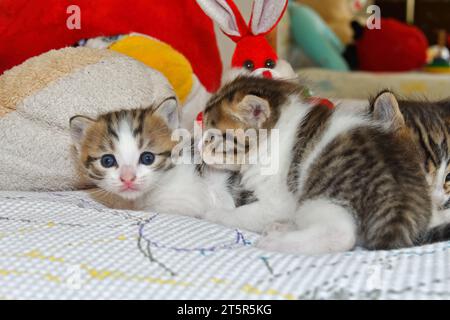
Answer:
372;97;450;210
202;76;445;254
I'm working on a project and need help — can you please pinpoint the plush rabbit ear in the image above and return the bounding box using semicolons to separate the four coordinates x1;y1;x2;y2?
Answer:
196;0;249;39
250;0;288;36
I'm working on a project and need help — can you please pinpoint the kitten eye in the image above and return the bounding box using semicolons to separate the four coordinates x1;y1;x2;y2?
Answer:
100;154;116;168
446;173;450;182
265;59;276;69
140;152;155;165
243;60;255;71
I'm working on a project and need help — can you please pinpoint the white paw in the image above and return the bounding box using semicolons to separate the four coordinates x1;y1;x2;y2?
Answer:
263;221;296;235
204;209;224;223
204;209;234;226
255;232;285;252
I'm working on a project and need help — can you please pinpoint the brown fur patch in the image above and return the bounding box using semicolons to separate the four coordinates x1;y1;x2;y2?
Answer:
204;76;306;132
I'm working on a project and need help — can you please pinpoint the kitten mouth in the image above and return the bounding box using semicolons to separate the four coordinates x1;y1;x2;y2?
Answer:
120;186;140;192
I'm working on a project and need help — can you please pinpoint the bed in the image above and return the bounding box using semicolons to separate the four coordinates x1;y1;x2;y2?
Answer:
0;190;448;300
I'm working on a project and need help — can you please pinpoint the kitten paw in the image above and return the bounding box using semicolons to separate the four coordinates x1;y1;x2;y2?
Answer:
255;232;285;252
204;209;229;224
263;221;296;235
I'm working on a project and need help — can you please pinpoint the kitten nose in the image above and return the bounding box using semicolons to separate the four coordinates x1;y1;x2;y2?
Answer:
120;166;136;184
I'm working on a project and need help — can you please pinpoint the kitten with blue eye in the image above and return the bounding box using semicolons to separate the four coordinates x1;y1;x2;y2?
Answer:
201;76;450;254
69;98;251;216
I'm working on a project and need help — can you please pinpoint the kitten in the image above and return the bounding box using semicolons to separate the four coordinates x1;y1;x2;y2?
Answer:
69;98;249;218
201;76;450;254
376;98;450;210
370;97;450;240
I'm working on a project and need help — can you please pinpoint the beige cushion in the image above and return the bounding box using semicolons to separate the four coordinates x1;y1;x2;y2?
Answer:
0;47;174;191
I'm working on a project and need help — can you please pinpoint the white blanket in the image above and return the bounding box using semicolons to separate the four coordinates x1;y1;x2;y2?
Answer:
0;191;448;300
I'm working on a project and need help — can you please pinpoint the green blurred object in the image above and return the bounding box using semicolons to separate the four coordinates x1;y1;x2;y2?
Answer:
289;1;350;71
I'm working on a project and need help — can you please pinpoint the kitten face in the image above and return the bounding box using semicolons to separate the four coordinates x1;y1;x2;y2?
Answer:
202;93;270;171
70;98;179;200
400;101;450;209
372;95;450;209
202;76;301;169
426;160;450;208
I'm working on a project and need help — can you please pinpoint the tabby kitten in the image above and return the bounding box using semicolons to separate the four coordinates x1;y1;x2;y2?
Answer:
385;99;450;210
202;76;449;254
69;98;246;217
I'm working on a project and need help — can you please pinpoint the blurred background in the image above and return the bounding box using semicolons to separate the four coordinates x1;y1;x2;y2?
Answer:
214;0;450;100
1;0;449;101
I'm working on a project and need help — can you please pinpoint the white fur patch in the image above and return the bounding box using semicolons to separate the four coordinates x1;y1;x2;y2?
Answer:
431;161;449;209
257;198;357;255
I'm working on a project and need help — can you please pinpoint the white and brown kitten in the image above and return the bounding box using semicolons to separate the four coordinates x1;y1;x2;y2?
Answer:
69;98;247;217
202;76;450;254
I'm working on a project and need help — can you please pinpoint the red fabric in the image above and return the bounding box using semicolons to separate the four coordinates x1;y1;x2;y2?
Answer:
308;97;334;110
356;18;428;72
231;36;278;69
0;0;222;92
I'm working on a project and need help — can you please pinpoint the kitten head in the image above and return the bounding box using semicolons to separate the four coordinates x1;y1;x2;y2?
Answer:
202;76;301;170
70;98;179;200
371;91;450;209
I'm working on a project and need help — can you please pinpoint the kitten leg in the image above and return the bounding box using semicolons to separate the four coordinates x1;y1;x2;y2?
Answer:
256;199;357;255
263;220;297;235
205;201;291;233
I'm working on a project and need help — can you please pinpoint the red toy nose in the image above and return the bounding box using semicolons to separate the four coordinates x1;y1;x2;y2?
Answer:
196;112;203;127
262;70;273;79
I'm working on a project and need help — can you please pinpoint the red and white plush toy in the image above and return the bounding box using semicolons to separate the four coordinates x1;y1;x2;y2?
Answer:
197;0;296;82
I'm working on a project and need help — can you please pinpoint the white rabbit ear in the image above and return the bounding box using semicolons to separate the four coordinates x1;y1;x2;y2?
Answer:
250;0;288;35
196;0;248;38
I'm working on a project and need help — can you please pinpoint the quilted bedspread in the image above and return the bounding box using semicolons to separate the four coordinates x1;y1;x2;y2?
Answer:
0;191;448;300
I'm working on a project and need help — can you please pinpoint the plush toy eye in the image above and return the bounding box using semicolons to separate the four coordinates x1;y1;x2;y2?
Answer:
100;154;116;168
265;59;276;69
140;152;155;165
243;60;255;71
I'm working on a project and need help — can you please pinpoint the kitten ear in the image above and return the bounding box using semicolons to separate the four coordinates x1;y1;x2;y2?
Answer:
153;97;179;130
69;115;95;149
372;91;405;130
234;95;271;129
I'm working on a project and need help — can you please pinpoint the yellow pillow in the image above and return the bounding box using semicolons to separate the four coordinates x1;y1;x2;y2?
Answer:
110;35;194;103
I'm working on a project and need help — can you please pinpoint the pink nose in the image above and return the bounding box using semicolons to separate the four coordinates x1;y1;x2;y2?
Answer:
120;176;136;186
120;166;136;186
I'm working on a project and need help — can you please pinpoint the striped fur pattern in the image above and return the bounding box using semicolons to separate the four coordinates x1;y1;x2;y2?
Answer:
387;99;450;210
202;76;442;254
